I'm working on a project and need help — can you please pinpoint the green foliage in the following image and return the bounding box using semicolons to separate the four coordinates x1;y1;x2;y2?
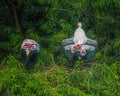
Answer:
1;57;120;95
25;30;41;43
37;48;53;67
0;0;120;96
49;33;66;50
0;26;23;60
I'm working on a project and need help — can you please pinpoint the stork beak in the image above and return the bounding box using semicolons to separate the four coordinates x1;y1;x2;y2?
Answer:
26;49;30;56
77;21;81;24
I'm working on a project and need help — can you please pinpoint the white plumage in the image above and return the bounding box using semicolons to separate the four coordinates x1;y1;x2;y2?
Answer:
73;22;87;44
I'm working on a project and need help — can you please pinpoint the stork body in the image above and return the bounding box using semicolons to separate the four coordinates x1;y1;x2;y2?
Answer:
20;39;40;69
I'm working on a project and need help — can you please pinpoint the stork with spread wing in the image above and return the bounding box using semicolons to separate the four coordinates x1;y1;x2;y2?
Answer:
62;22;98;67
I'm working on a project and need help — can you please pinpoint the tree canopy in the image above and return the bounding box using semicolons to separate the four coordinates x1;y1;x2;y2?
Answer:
0;0;120;96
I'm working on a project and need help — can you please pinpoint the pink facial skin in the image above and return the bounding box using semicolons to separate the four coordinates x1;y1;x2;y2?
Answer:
22;39;35;54
71;43;86;56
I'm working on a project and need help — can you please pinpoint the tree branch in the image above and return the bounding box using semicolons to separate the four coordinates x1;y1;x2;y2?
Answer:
54;8;76;14
65;0;96;17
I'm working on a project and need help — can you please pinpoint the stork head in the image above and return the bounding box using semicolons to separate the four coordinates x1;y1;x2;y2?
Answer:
77;22;82;27
22;39;35;57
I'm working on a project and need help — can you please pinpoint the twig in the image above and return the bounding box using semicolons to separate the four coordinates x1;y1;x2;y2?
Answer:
108;52;120;64
65;0;87;13
54;8;76;14
51;55;56;65
61;70;74;82
51;69;75;88
65;0;96;17
104;36;110;55
7;0;22;9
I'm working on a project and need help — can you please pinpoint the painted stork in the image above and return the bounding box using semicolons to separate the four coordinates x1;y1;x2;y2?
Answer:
20;39;40;69
62;22;98;67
